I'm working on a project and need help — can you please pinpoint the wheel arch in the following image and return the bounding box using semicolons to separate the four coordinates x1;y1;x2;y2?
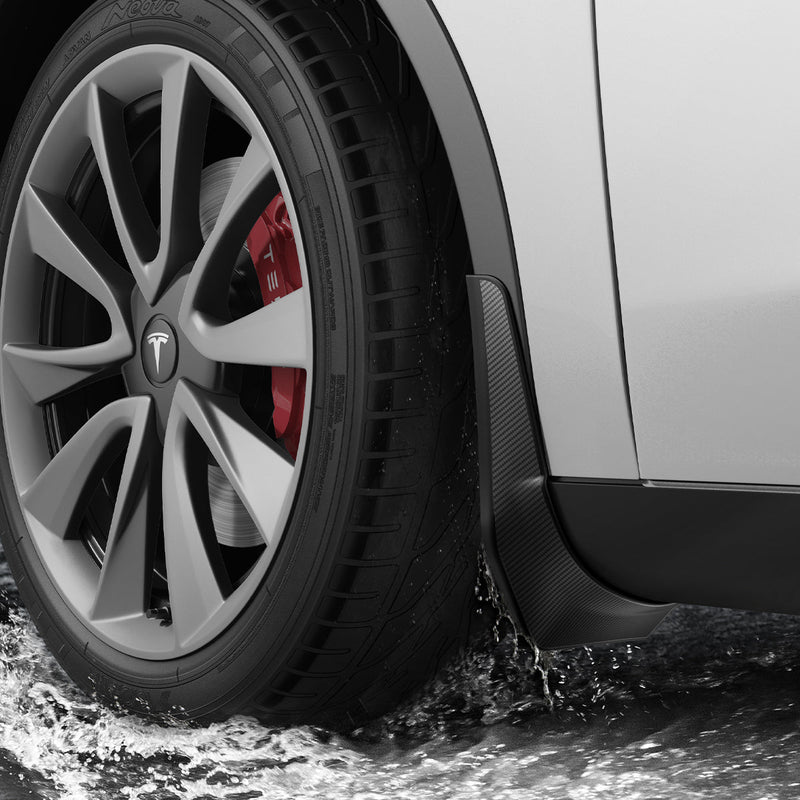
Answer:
374;0;527;362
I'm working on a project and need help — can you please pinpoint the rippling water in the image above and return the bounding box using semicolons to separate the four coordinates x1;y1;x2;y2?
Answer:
1;552;799;800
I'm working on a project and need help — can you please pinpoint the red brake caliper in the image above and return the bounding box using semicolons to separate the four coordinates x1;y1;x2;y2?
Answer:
246;194;306;459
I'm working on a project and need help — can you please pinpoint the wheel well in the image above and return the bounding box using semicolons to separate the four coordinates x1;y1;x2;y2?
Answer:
374;1;526;366
0;0;95;159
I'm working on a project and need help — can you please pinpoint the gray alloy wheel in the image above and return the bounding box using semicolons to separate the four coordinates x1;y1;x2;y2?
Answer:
1;45;314;659
0;0;479;724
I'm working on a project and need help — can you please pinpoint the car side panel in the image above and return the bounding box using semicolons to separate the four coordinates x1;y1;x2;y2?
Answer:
421;0;639;479
597;1;800;484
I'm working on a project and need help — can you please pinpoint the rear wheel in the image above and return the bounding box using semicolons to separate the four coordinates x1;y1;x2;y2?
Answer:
0;0;477;722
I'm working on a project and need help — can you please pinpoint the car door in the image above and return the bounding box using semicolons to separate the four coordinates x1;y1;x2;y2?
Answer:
596;1;800;485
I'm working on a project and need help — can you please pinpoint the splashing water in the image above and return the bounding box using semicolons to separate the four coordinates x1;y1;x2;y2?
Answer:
1;550;800;800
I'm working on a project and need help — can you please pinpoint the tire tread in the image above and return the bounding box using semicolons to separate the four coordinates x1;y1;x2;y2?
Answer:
244;0;479;720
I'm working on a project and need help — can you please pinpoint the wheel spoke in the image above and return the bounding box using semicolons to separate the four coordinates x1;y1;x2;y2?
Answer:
162;384;232;645
4;338;132;405
180;137;275;319
151;61;211;301
20;398;140;540
91;398;160;622
183;289;309;368
173;380;295;544
22;186;134;322
218;137;275;224
86;83;159;299
5;186;135;404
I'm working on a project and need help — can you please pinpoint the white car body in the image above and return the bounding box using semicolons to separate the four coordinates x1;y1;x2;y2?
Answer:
396;0;800;486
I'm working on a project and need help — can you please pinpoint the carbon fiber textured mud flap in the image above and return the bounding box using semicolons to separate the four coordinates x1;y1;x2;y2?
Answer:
467;276;672;648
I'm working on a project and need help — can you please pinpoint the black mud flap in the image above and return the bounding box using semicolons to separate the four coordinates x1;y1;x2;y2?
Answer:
467;275;672;648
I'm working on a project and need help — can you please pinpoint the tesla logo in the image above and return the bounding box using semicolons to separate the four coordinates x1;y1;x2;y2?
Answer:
146;332;170;376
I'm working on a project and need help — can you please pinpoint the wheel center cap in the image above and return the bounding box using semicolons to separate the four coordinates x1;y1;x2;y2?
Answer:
141;316;178;386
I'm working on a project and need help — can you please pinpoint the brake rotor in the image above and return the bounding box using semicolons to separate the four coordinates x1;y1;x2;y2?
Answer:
199;158;306;548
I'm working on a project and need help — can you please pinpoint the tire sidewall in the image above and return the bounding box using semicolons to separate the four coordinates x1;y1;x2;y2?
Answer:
0;0;363;716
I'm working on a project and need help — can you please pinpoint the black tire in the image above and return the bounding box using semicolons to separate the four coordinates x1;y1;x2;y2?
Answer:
0;0;478;723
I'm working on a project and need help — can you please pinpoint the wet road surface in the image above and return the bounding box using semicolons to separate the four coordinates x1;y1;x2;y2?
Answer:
0;553;798;799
